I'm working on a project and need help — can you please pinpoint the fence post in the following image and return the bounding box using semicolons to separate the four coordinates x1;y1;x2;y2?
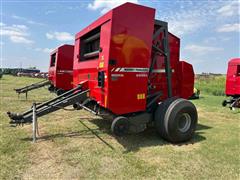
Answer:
32;103;37;143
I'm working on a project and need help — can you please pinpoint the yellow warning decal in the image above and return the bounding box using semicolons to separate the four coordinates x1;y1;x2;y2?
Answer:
99;61;104;68
105;95;107;107
137;93;145;100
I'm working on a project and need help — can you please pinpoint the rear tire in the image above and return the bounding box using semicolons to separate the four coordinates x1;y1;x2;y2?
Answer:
155;98;198;143
111;116;129;136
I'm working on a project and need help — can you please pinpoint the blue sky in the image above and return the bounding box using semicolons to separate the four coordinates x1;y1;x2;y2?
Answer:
1;0;239;73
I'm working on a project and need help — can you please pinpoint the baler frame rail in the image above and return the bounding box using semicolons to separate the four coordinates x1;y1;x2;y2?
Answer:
15;79;51;98
147;20;171;110
8;85;89;125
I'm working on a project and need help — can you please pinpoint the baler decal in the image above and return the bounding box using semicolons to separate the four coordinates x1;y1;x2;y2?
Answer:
112;67;149;72
152;69;175;73
137;93;145;100
99;61;104;68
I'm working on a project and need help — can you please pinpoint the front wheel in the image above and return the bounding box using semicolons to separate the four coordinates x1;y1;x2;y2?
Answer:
155;98;198;143
111;116;129;136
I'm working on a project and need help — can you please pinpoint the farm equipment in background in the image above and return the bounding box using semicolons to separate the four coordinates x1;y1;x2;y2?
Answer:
14;44;74;97
189;88;200;100
48;44;74;95
222;58;240;109
8;3;198;143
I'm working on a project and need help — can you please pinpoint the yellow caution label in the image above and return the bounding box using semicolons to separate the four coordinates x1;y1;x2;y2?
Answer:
137;93;145;100
99;61;104;68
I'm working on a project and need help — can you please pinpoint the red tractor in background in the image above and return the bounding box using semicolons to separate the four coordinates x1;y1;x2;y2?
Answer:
222;58;240;109
8;3;198;143
48;44;74;95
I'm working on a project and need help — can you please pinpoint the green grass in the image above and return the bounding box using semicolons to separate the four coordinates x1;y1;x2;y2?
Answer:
195;75;226;96
0;75;239;179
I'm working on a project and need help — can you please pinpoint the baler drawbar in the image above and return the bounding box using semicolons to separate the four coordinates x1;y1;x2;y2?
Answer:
15;79;51;98
8;84;89;125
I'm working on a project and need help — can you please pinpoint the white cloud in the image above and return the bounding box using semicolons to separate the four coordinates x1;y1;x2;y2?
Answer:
35;47;54;53
12;15;45;26
216;23;240;32
184;44;223;55
88;0;139;14
157;1;227;37
217;1;240;17
0;23;33;44
9;36;33;44
46;32;74;41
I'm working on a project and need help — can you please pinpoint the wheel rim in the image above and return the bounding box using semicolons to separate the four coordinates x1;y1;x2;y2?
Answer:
178;113;191;133
115;121;128;135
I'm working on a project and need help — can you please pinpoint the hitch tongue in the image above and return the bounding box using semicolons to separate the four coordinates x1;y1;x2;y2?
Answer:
7;112;25;124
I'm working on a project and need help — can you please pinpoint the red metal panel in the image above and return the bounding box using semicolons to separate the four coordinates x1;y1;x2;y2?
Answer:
178;61;194;99
107;3;155;114
48;44;74;91
226;58;240;96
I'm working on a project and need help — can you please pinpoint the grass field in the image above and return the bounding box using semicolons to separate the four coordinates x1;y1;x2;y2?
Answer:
0;75;239;179
195;75;226;96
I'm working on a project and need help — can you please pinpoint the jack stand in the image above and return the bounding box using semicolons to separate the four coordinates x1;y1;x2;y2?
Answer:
32;103;37;143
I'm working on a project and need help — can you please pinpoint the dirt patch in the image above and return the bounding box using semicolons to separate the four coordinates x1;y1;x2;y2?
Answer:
22;141;64;180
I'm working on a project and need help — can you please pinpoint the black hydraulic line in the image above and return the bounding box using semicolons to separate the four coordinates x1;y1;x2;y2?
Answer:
147;93;162;109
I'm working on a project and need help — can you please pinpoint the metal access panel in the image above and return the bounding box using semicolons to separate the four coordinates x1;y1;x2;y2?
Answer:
73;3;155;115
48;44;74;91
226;58;240;96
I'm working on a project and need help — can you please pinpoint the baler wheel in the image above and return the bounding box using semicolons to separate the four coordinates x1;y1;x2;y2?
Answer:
222;100;227;107
111;116;129;136
56;89;65;96
155;98;198;143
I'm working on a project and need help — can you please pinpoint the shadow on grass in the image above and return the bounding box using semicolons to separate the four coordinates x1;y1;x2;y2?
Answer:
21;117;212;152
91;118;211;152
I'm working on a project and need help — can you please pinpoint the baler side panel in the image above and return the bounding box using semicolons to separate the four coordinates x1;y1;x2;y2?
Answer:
55;45;74;91
108;4;155;114
73;20;112;104
178;61;194;99
48;50;58;87
226;64;237;96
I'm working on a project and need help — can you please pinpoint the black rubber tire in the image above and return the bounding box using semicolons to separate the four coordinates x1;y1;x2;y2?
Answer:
56;89;65;96
111;116;129;136
155;98;198;143
222;100;227;107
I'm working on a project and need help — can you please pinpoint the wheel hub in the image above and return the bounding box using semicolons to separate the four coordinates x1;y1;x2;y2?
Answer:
178;113;191;133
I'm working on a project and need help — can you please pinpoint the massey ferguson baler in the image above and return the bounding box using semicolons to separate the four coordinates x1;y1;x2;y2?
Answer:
8;3;198;143
48;44;74;95
222;58;240;109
